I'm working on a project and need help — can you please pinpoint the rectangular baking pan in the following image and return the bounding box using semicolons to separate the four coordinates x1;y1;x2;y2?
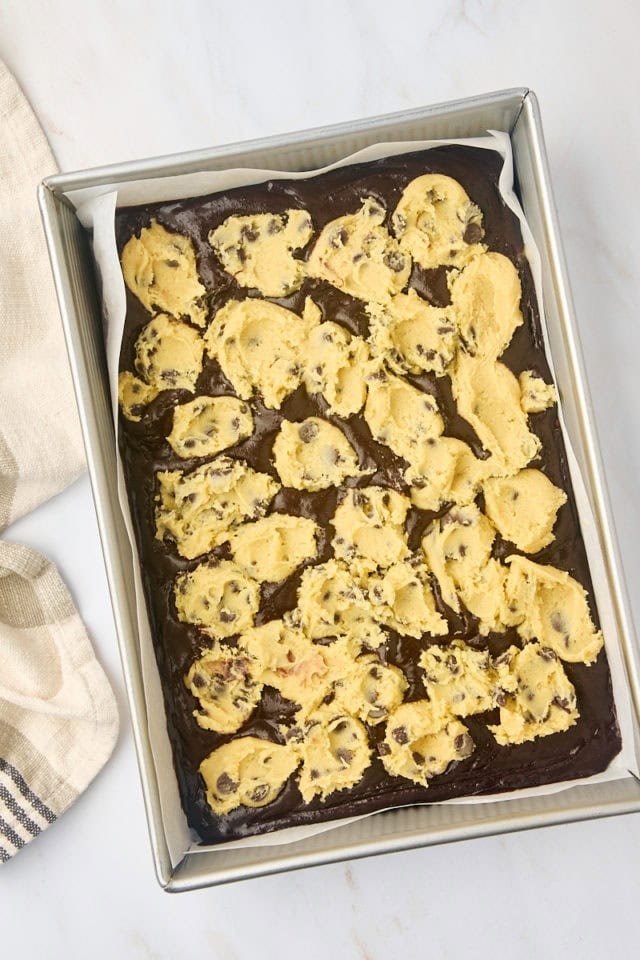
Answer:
38;87;640;891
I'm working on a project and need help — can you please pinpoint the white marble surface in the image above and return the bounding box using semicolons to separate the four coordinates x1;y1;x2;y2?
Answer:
2;0;640;956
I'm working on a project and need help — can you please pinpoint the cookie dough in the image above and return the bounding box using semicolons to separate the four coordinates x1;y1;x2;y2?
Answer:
451;355;541;475
504;556;604;664
449;252;523;359
131;313;205;401
405;435;487;512
184;642;262;734
302;321;370;417
483;468;567;553
291;707;372;802
209;209;313;297
167;396;253;458
294;559;385;646
121;219;208;327
155;457;278;560
199;736;299;815
230;513;319;582
381;701;474;786
118;371;159;422
367;289;457;377
419;640;499;717
519;371;558;413
422;504;508;634
204;297;317;408
366;560;447;638
333;653;408;725
306;197;411;302
392;174;485;270
238;619;342;715
273;417;364;491
175;560;260;637
332;486;410;569
364;367;443;464
488;643;579;745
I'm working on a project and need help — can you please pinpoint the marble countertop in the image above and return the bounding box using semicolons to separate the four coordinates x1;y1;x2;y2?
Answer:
1;1;639;957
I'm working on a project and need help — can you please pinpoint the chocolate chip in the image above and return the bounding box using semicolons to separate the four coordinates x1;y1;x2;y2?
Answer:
393;212;407;234
298;421;319;443
192;673;206;689
183;439;196;449
495;691;508;707
241;225;258;242
310;769;320;780
412;751;424;766
216;772;238;794
129;403;144;418
383;250;406;273
377;742;391;756
454;733;474;758
368;706;387;719
165;259;180;268
446;655;460;675
219;610;237;623
392;726;408;745
331;227;348;248
249;783;269;802
463;222;483;244
550;612;566;633
538;647;557;662
552;696;573;713
336;747;353;765
267;218;282;235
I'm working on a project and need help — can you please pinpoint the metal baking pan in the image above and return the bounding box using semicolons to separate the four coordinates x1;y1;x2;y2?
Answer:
38;88;640;891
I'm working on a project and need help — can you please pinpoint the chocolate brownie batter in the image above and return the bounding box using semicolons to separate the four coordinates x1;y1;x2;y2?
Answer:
114;146;621;843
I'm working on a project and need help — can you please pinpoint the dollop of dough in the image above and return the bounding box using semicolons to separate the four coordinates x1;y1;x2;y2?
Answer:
155;457;278;560
364;367;443;464
121;219;208;327
306;197;411;302
332;486;410;568
405;436;487;512
238;620;343;716
419;640;500;717
175;560;260;637
488;643;579;745
118;371;159;422
519;370;558;413
124;314;205;417
504;556;603;664
483;468;567;553
367;289;457;377
273;417;364;491
230;513;319;582
184;642;262;734
302;321;370;417
366;560;447;638
449;252;523;359
209;209;313;297
199;736;299;814
333;653;408;725
294;559;385;646
422;504;508;634
392;174;485;270
290;707;372;802
204;297;316;408
167;396;253;458
381;701;474;786
451;355;541;475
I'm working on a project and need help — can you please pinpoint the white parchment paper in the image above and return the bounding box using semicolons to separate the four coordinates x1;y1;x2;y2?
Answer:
75;133;639;867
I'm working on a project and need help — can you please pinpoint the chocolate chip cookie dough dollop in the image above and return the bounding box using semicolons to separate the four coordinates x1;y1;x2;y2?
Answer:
121;219;208;327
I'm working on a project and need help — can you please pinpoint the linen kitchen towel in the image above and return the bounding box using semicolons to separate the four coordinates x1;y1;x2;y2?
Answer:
0;60;118;863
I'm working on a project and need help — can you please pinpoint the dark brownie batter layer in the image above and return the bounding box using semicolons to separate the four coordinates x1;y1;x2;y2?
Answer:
115;146;621;843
